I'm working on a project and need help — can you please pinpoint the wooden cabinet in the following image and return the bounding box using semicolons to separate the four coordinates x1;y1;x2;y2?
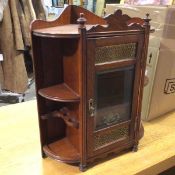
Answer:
31;5;151;171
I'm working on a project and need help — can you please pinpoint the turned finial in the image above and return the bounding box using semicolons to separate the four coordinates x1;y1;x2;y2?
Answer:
143;13;151;26
77;13;87;28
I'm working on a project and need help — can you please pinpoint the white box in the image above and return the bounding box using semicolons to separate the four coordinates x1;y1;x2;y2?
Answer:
106;5;175;120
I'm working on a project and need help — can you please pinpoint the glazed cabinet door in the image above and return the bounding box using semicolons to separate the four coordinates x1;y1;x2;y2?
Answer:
86;35;144;158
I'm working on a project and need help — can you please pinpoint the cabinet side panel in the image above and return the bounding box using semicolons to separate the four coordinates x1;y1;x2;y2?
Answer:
40;37;63;87
32;35;47;153
63;39;80;94
63;39;80;152
32;35;65;148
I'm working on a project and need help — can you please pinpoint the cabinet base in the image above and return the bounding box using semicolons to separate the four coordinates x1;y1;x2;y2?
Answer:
43;138;80;164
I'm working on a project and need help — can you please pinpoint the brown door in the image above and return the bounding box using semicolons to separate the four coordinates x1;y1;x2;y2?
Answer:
86;35;144;158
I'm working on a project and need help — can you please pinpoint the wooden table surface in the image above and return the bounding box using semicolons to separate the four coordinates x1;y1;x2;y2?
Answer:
0;100;175;175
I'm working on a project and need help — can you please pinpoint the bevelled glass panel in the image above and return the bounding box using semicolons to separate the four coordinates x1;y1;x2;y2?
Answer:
95;66;135;130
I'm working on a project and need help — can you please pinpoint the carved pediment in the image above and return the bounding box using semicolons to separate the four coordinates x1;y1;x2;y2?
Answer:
87;10;145;33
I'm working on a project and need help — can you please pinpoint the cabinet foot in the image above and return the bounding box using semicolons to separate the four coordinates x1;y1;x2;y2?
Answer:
132;144;138;152
42;151;47;158
79;164;87;172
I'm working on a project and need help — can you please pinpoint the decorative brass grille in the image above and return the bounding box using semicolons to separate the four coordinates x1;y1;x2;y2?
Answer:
95;43;136;64
94;126;129;149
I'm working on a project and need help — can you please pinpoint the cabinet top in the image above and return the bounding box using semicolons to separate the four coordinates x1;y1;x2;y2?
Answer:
33;24;106;38
31;5;151;38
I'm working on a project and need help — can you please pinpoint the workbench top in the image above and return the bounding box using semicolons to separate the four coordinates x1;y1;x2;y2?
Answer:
0;100;175;175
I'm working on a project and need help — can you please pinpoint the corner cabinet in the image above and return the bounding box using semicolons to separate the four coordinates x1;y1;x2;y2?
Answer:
31;5;151;171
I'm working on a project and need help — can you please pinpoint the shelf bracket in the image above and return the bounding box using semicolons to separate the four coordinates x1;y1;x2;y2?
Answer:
41;107;79;129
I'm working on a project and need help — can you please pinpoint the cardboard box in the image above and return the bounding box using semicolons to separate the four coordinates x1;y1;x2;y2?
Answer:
142;47;160;119
106;4;175;120
123;0;173;5
148;50;175;120
106;5;168;23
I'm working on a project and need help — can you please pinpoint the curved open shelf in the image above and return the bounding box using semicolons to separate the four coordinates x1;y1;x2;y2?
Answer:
38;83;80;102
32;24;99;38
33;25;80;38
43;138;80;164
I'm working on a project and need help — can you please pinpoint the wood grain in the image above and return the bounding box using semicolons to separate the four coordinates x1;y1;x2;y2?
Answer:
33;24;108;38
38;83;80;102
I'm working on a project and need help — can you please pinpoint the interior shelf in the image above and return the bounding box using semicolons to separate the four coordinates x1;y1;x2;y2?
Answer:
38;83;80;102
43;138;80;163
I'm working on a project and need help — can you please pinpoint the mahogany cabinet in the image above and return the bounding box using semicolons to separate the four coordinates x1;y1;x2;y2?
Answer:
31;5;151;171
